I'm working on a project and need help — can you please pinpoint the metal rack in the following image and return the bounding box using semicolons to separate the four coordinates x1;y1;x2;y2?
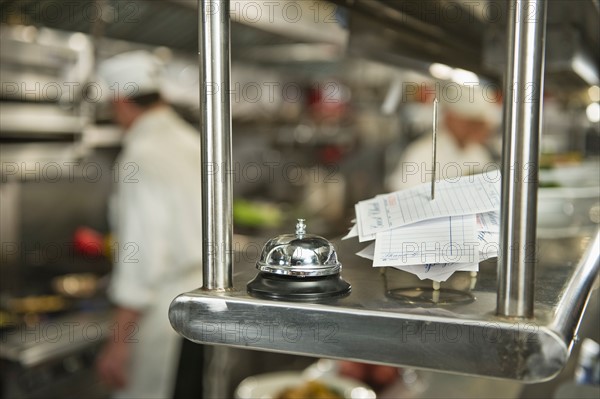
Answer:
169;0;600;382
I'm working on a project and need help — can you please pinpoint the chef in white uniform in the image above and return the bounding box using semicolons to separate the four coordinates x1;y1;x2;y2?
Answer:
387;85;501;191
95;51;203;398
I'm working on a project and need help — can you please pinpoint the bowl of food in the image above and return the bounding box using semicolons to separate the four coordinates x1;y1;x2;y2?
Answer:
235;371;376;399
538;162;600;237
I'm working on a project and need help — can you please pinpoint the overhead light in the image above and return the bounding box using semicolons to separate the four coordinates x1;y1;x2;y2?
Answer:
572;53;599;86
429;63;453;80
586;102;600;123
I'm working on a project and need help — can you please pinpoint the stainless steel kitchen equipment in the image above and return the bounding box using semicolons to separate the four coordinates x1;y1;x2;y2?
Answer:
169;0;600;383
332;0;599;89
0;25;92;140
0;310;112;399
172;233;598;381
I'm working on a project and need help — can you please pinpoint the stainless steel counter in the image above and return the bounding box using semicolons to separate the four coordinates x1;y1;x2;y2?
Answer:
170;233;599;383
0;310;113;367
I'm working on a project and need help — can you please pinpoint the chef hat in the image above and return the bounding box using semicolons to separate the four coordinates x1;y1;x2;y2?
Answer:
442;85;502;126
97;51;163;101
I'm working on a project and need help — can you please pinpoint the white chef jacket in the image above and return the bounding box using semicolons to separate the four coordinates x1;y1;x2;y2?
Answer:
108;106;203;399
387;129;494;192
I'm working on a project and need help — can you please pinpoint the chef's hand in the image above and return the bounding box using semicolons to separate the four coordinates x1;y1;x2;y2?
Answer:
96;340;131;389
96;307;141;390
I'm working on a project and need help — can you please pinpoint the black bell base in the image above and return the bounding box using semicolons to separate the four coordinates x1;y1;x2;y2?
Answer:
247;272;351;301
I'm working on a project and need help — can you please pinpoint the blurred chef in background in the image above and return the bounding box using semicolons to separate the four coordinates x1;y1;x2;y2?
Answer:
387;85;501;191
95;51;203;399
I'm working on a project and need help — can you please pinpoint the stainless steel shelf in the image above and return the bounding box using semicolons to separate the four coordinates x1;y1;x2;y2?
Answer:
170;232;599;383
0;103;83;135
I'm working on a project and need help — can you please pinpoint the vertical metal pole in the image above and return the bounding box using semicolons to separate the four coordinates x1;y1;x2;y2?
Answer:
199;0;233;290
497;0;547;317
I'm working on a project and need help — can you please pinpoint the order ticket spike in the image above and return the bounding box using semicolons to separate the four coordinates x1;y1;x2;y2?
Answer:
431;98;439;201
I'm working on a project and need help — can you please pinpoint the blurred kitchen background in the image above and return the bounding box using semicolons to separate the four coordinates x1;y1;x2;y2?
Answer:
0;0;598;398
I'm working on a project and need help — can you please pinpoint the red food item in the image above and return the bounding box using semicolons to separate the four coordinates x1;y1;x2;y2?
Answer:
73;227;104;257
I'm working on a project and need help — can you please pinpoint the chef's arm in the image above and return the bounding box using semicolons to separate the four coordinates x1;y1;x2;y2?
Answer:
97;170;168;389
110;306;142;345
96;307;142;389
